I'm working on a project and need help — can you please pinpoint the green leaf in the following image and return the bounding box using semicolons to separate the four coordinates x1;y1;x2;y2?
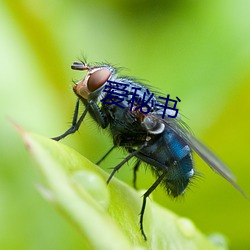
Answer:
19;128;227;250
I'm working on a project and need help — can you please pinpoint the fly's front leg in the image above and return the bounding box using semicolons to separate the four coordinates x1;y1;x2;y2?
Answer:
88;100;108;129
52;99;88;141
52;98;108;141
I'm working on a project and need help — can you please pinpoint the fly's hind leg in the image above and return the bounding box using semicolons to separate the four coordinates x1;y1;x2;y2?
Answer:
133;160;141;189
140;172;166;240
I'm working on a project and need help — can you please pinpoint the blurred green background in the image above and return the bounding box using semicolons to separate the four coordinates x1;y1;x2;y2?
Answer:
1;0;250;249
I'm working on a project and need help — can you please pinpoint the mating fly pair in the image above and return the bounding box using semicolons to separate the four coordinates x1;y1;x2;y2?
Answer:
52;60;245;240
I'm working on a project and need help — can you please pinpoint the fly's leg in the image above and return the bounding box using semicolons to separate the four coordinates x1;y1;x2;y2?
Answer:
88;100;107;129
133;160;141;189
52;99;88;141
107;143;146;184
52;99;108;141
96;145;116;165
140;172;166;240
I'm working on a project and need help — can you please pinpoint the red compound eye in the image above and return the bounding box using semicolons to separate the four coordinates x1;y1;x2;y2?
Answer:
87;68;111;92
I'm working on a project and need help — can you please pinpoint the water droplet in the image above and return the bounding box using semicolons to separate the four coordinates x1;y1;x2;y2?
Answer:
71;170;110;209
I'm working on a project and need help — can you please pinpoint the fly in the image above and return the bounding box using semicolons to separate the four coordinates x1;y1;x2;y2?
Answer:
52;60;246;240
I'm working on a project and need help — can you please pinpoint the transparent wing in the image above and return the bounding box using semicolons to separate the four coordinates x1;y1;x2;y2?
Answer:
151;114;247;198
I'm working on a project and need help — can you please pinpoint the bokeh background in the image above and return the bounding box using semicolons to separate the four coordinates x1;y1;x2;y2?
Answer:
1;0;250;249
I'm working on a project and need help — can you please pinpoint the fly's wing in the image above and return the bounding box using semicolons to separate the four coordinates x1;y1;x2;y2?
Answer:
183;132;248;198
155;115;247;198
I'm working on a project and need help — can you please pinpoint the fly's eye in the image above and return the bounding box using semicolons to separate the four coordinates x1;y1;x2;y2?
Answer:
87;68;111;92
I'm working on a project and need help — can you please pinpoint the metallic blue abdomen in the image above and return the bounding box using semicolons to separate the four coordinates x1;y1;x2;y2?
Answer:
135;128;194;197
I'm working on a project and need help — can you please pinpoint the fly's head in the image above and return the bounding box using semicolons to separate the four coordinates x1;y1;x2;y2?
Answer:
72;61;114;100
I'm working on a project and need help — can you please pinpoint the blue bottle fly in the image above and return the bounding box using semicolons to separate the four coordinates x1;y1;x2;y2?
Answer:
52;60;246;240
